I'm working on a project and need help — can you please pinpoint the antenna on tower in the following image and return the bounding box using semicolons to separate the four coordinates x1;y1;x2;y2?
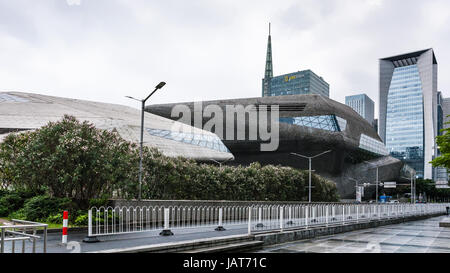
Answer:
269;22;271;36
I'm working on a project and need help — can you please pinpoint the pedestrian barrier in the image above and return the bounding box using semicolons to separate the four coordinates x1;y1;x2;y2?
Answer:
0;219;48;253
86;203;449;239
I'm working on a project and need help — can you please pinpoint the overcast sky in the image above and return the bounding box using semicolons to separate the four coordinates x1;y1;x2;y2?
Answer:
1;0;450;118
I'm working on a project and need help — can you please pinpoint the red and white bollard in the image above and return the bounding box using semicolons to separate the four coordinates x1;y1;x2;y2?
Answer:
62;211;68;244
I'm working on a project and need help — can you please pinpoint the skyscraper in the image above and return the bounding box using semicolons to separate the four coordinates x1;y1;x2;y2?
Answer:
379;49;438;179
345;94;375;125
261;24;329;98
435;91;448;181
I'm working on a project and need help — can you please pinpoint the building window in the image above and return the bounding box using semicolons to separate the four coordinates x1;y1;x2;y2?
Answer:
146;128;230;153
279;115;341;132
359;134;389;156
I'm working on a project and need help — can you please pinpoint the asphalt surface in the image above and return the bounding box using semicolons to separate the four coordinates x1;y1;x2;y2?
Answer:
1;224;250;253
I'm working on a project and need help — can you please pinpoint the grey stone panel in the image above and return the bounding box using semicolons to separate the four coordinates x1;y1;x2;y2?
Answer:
378;59;395;143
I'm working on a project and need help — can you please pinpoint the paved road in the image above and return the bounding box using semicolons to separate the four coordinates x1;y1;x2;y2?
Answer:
256;215;450;253
2;225;250;253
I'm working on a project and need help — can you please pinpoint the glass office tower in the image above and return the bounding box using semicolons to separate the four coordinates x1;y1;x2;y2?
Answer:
263;70;330;97
345;94;375;124
385;64;424;176
379;49;438;179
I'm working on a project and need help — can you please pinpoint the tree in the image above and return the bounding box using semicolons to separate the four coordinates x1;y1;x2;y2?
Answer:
431;120;450;169
0;115;137;208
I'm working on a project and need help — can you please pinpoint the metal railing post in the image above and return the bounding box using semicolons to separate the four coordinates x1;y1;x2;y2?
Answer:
256;207;264;228
305;206;309;228
312;206;316;224
332;205;336;222
159;208;174;236
356;205;359;223
88;209;92;237
287;206;293;225
43;226;47;253
342;205;345;225
326;205;329;227
215;208;226;231
1;228;4;253
280;207;284;232
248;207;252;235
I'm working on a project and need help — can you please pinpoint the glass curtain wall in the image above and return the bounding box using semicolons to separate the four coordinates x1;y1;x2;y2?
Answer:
385;64;424;177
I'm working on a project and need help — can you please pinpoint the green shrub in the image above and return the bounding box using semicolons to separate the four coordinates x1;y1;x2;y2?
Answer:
46;213;64;224
8;208;27;220
89;197;110;208
74;213;89;226
0;189;8;198
0;193;24;217
18;195;73;222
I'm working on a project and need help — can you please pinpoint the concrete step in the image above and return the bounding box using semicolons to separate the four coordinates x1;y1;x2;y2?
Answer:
439;218;450;227
179;240;264;253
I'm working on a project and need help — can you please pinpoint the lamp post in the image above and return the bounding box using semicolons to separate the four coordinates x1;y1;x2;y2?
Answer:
126;81;166;201
290;150;332;203
364;161;379;203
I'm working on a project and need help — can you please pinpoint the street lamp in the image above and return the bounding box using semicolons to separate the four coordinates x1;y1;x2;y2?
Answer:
402;170;417;204
364;161;379;203
290;150;332;203
126;81;166;201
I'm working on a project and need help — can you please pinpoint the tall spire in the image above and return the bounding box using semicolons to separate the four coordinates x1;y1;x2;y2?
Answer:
263;22;273;97
265;22;273;79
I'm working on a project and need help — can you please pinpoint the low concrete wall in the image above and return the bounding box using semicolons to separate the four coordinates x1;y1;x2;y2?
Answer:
439;217;450;227
255;213;445;246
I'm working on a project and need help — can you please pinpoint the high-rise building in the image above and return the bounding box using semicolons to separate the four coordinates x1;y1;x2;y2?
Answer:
345;94;375;124
435;92;448;181
261;24;329;98
379;49;438;179
442;97;450;125
263;70;330;97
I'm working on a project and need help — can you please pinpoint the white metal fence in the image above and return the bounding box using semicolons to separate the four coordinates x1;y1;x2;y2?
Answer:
87;203;449;238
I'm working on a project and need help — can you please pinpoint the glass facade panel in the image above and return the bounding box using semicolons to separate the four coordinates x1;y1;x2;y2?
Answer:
279;115;340;131
146;128;230;153
335;116;347;131
359;134;389;156
385;64;424;177
0;94;29;103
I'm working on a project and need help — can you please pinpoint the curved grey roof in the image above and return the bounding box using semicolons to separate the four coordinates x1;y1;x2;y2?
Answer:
147;94;386;156
0;92;233;161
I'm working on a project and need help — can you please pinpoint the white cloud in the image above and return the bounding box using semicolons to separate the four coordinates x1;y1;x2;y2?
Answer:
0;0;449;119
